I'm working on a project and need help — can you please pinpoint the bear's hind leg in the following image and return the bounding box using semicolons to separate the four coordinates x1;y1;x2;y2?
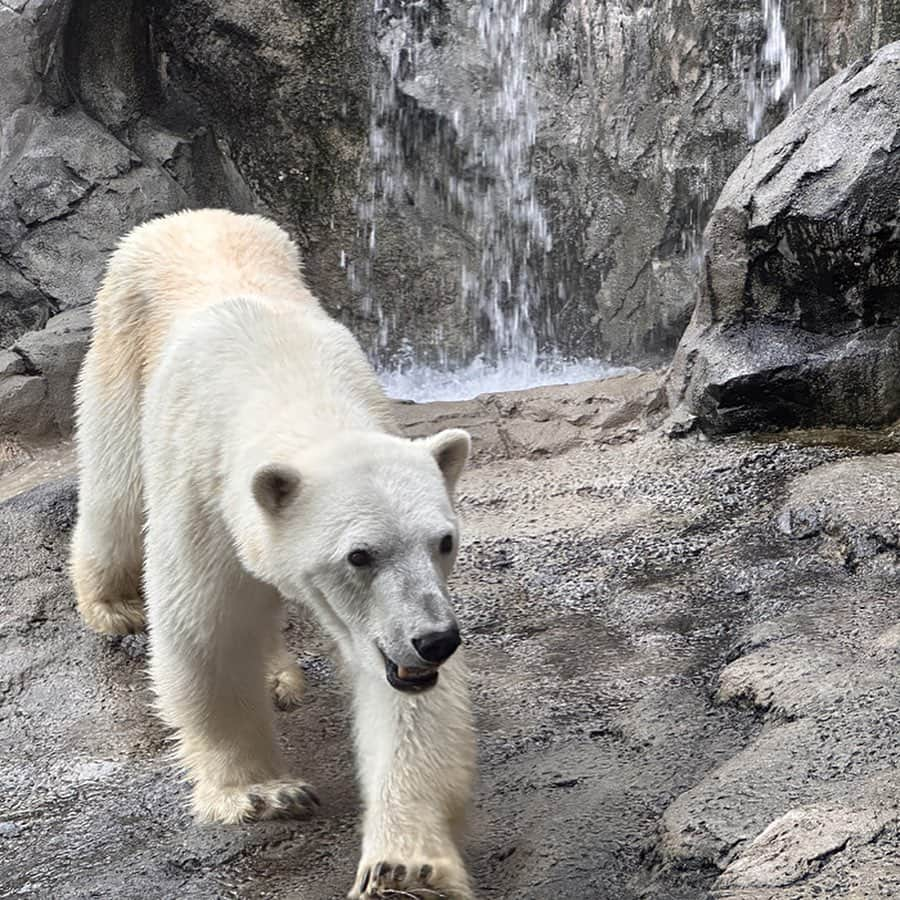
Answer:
268;629;305;710
147;556;318;824
70;351;145;635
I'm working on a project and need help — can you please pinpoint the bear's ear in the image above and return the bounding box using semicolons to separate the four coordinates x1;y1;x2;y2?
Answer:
422;428;471;495
252;463;302;515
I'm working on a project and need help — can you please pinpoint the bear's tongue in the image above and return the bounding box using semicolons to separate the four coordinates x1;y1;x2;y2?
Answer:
397;665;435;681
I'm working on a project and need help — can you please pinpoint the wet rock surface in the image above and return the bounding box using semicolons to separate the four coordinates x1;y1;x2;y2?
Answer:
394;372;667;460
776;454;900;570
669;41;900;433
1;389;897;899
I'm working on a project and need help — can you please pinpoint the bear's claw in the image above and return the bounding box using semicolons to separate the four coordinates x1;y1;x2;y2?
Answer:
194;779;320;824
76;587;146;635
351;856;469;900
268;661;305;710
245;781;320;820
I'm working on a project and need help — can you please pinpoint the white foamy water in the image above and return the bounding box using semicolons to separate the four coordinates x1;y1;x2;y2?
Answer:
379;357;638;402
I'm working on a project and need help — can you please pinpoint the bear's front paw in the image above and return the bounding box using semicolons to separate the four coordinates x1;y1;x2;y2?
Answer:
193;779;321;824
350;856;472;900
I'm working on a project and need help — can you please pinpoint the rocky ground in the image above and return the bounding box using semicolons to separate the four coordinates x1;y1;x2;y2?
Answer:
1;375;898;899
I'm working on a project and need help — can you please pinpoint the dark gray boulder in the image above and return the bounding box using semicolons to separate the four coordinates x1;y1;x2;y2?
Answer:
668;41;900;433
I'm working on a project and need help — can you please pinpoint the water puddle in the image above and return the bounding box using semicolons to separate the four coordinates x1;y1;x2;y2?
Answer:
0;440;75;503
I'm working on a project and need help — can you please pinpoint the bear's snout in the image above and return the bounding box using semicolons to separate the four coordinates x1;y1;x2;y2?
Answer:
413;625;461;665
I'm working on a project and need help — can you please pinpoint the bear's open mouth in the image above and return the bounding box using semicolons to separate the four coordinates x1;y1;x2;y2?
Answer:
380;650;439;693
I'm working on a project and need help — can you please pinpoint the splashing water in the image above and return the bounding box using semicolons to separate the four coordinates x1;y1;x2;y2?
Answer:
354;0;618;401
379;353;638;402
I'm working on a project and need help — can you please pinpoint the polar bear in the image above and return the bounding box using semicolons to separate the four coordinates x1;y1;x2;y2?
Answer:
69;209;476;899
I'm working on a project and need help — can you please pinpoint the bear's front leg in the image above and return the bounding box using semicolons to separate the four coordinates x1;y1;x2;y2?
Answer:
348;654;475;900
145;542;319;824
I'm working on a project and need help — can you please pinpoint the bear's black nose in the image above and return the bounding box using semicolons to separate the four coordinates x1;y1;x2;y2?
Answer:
413;626;461;665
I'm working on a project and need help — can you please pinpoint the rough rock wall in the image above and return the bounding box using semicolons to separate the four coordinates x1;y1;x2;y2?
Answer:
0;0;269;434
667;41;900;433
544;0;900;364
141;0;900;366
0;0;250;349
143;0;371;337
360;0;900;365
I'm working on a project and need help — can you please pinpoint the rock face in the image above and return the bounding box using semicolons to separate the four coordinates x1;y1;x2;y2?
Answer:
3;1;900;384
358;0;900;365
1;1;189;348
0;307;90;437
527;0;899;362
3;2;900;440
0;0;370;357
668;42;900;433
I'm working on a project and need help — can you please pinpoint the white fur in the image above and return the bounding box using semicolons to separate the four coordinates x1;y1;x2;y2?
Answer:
70;209;476;899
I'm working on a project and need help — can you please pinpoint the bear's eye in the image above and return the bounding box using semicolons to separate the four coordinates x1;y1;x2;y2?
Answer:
348;549;373;568
439;534;454;554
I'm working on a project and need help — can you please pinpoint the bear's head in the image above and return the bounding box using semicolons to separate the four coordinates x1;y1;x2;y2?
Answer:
244;429;471;693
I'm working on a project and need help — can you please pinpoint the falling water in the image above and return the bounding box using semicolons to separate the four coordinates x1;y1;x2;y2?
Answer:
347;0;428;355
353;0;628;401
744;0;820;141
462;0;549;365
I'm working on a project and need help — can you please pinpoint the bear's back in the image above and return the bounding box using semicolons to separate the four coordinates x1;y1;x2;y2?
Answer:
90;209;317;385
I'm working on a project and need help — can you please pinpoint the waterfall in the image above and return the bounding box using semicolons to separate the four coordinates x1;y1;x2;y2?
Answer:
352;0;626;401
744;0;820;141
464;0;550;366
347;0;428;358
